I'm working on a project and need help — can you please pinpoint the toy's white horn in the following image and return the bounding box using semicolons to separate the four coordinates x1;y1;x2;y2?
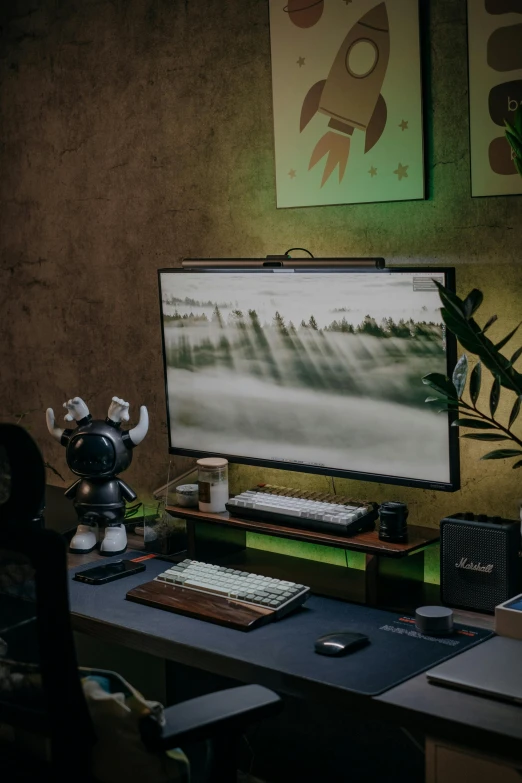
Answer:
128;405;149;446
46;408;64;442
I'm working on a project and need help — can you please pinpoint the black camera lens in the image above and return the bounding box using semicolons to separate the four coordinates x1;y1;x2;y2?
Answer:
379;501;409;543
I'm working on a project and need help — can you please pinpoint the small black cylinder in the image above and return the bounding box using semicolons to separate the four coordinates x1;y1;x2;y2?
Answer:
379;501;409;543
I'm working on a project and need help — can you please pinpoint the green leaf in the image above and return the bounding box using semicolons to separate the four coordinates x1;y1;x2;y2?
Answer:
481;314;498;334
480;449;522;460
434;281;466;319
425;396;443;403
422;373;458;399
469;362;482;406
515;106;522;136
452;355;468;398
504;119;520;139
463;290;483;319
512;460;522;469
495;322;522;352
440;308;483;353
436;287;522;396
489;376;501;417
509;395;522;430
515;156;522;178
510;347;522;367
452;418;498;429
506;130;522;159
462;434;511;441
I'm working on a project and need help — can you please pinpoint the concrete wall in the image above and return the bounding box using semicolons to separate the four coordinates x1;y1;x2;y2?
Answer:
1;0;521;539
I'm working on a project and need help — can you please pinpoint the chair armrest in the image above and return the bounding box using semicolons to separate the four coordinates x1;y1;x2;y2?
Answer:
140;684;281;751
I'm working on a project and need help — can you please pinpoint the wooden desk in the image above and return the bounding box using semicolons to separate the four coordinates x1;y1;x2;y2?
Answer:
65;543;522;772
377;673;522;767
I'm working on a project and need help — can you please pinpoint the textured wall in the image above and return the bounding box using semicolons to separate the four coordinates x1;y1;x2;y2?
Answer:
1;0;521;538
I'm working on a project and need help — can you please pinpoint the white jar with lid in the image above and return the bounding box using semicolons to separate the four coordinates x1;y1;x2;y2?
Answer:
197;457;229;513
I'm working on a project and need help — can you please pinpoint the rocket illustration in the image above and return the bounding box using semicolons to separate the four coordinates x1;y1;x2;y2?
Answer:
300;2;390;186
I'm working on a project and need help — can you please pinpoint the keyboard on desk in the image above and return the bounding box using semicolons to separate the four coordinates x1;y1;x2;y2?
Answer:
226;484;378;536
126;559;310;631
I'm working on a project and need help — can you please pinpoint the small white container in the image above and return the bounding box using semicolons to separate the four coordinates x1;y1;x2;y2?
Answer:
197;457;229;513
175;484;199;508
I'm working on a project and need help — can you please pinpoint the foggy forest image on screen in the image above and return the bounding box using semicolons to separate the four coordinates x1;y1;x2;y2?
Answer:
160;272;450;483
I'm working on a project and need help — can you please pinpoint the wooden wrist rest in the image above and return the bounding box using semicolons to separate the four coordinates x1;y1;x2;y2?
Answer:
126;580;274;631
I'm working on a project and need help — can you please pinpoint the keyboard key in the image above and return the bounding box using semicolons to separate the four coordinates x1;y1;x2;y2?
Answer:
183;579;231;596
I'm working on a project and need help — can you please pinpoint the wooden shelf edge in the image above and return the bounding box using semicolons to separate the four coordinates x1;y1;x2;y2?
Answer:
165;505;439;558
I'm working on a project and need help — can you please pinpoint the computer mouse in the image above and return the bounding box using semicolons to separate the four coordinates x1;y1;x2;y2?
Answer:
314;631;370;657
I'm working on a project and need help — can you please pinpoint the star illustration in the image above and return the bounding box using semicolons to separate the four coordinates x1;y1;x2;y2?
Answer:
297;56;305;67
399;119;409;131
394;163;409;181
288;169;297;179
368;166;378;177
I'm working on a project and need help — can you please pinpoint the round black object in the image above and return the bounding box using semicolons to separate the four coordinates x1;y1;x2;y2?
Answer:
378;501;409;543
415;606;454;636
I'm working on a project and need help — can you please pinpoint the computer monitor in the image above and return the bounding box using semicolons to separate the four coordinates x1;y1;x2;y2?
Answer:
158;261;459;491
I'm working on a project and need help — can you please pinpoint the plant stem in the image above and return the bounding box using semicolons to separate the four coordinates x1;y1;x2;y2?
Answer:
456;399;522;448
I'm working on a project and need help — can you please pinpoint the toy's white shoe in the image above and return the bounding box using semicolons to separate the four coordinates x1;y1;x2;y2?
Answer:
69;523;98;554
100;524;127;556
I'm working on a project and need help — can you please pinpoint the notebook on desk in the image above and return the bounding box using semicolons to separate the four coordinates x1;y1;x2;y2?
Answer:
426;635;522;705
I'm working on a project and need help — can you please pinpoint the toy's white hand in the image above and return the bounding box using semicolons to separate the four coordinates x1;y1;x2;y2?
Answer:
46;407;64;442
128;405;149;446
108;396;130;423
63;397;90;422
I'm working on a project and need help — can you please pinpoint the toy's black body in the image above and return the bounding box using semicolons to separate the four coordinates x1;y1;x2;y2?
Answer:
62;417;137;526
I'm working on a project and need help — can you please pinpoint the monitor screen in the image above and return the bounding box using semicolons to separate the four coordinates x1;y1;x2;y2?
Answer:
158;264;459;491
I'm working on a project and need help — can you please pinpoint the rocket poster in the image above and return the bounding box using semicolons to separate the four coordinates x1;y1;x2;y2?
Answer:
269;0;425;208
467;0;522;197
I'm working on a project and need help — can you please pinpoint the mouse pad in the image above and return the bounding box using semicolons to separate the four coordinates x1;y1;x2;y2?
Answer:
68;553;493;696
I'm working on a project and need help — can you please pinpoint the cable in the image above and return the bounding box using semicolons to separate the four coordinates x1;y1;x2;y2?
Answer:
124;502;142;519
283;247;315;258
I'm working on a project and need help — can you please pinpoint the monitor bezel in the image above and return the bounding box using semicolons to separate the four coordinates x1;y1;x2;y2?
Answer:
158;262;460;492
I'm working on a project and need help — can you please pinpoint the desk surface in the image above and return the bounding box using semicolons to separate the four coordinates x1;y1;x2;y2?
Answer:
68;548;522;763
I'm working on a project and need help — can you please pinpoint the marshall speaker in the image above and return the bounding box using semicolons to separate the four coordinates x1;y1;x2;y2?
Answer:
440;513;521;614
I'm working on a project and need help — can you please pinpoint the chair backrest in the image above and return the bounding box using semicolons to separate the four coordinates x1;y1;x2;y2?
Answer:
0;424;95;775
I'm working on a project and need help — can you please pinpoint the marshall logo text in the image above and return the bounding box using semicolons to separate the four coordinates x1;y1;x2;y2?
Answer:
455;557;494;574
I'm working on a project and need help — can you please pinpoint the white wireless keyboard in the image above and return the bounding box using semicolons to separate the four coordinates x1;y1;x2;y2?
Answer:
155;559;310;619
226;489;377;535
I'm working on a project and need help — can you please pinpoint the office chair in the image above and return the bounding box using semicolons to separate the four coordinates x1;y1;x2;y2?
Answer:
0;424;281;782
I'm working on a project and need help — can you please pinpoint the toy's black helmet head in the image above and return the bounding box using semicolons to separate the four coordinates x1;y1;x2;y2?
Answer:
66;420;132;478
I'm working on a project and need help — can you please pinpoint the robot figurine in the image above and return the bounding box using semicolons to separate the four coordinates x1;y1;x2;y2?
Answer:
46;396;149;555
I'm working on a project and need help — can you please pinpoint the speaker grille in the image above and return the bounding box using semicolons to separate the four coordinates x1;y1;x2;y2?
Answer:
442;522;512;612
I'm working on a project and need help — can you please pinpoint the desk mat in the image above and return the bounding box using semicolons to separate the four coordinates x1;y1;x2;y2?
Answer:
68;552;493;696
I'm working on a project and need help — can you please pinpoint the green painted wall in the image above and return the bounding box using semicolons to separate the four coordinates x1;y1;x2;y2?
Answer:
1;1;521;585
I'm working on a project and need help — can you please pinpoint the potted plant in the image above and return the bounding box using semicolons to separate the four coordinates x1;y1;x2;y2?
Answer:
422;283;522;466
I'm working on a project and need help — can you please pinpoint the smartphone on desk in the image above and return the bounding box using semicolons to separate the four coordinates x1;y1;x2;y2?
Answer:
74;560;146;585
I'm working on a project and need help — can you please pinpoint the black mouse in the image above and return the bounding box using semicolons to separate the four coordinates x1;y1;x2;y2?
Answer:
314;631;370;657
